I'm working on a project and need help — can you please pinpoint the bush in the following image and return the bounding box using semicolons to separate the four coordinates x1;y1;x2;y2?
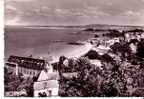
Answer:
58;57;101;96
136;39;144;59
58;37;144;97
83;50;101;60
58;56;128;97
84;28;94;32
94;34;99;38
104;29;123;38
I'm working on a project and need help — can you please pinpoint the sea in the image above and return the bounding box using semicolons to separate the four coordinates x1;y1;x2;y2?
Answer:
5;27;95;62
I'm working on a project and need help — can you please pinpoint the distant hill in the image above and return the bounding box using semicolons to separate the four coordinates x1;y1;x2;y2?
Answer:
83;24;144;31
5;24;144;31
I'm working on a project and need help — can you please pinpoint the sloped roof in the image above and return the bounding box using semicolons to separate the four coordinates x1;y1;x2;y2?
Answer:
37;70;58;81
5;63;16;67
7;55;45;70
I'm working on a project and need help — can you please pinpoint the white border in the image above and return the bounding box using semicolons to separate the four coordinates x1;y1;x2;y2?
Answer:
0;0;4;98
1;0;144;99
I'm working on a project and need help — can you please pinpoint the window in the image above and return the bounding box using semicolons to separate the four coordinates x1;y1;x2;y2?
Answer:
33;71;35;76
18;68;20;73
27;70;29;74
21;68;23;73
24;68;26;74
26;70;28;74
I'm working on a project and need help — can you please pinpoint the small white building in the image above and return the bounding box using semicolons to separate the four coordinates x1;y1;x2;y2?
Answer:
89;59;102;69
33;65;59;97
141;33;144;39
106;38;120;46
33;80;59;97
92;45;110;55
129;43;137;54
124;33;130;42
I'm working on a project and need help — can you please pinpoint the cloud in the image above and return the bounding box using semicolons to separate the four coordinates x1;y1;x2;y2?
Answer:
141;0;144;3
5;0;144;26
123;10;141;17
5;16;20;25
6;0;34;2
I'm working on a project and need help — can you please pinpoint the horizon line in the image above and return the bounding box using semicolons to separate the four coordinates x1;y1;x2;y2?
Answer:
4;23;144;28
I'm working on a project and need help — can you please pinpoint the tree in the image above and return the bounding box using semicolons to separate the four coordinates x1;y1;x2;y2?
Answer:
58;57;101;96
83;50;101;59
94;34;99;38
110;42;132;60
84;28;94;32
105;29;123;38
136;39;144;59
24;78;34;97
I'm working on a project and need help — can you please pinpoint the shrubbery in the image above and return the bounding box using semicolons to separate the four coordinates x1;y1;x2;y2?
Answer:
58;37;144;97
136;39;144;59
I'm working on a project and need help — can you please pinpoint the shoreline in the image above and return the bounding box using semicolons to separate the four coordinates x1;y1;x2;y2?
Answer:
49;42;93;63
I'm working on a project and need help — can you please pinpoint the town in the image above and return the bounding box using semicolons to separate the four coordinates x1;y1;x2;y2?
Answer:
4;28;144;97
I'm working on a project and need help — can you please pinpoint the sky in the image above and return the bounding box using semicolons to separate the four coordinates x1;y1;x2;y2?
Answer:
5;0;144;26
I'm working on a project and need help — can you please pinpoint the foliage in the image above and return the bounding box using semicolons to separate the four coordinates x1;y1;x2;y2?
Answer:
83;50;101;60
136;39;144;59
94;34;99;38
58;37;144;97
110;42;132;60
104;29;124;38
84;28;94;32
59;57;101;96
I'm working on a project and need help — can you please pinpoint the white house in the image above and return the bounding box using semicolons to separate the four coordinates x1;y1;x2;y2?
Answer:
129;43;137;54
33;80;59;97
33;64;59;97
89;59;102;69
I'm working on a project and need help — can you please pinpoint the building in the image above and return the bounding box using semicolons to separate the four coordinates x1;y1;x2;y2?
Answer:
106;37;120;46
5;55;46;77
33;66;59;97
124;29;144;42
91;45;110;55
5;62;17;75
33;80;59;97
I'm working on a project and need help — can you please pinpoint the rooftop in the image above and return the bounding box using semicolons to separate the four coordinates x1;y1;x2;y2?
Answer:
7;55;45;70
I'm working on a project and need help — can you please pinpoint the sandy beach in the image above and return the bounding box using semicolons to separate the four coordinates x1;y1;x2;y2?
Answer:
49;42;93;62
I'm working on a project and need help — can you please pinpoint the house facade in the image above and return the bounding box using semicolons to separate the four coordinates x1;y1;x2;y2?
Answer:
33;80;59;97
33;67;59;97
5;55;46;77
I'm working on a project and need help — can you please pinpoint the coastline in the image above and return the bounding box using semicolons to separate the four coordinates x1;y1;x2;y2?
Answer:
49;42;93;63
